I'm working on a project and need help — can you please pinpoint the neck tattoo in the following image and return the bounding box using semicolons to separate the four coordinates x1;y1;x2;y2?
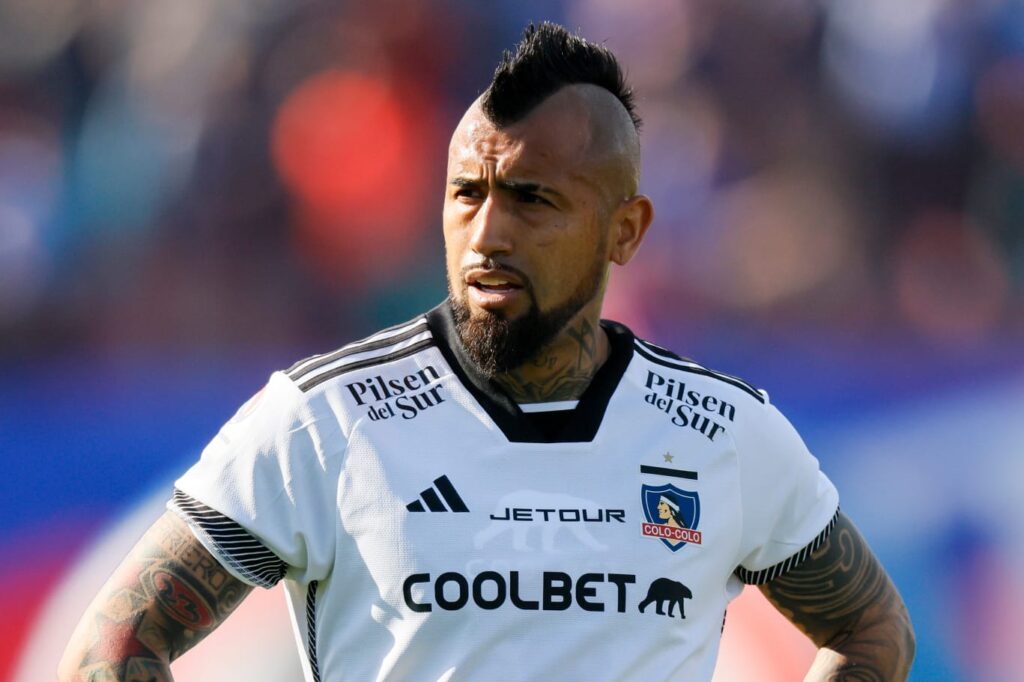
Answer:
494;318;605;403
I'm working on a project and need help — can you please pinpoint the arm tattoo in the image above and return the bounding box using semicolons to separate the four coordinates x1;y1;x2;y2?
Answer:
759;512;915;681
496;318;601;402
61;511;254;681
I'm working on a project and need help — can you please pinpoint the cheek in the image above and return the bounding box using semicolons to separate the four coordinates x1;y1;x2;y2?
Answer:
442;206;465;258
442;221;469;296
443;243;462;290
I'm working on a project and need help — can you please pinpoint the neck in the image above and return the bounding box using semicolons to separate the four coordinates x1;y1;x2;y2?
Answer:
493;314;610;403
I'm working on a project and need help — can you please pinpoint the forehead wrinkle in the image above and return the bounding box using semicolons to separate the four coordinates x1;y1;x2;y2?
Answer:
449;119;526;179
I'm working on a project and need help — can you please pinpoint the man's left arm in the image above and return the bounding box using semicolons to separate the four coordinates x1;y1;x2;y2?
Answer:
759;511;915;681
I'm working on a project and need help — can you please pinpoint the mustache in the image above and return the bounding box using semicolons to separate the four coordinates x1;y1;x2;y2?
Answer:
460;259;533;290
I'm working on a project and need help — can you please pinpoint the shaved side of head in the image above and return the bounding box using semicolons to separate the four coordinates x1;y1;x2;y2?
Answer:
568;84;642;198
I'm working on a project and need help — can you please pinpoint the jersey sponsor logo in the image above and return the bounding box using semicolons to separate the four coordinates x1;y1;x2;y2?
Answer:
345;364;446;421
475;491;622;552
640;483;702;551
637;578;692;618
402;571;694;620
488;507;625;523
403;571;636;613
643;370;734;442
406;475;469;512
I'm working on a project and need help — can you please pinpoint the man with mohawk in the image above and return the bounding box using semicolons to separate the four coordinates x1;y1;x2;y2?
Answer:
61;23;914;681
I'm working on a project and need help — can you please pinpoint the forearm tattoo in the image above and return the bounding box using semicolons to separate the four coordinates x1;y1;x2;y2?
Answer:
759;513;915;681
496;318;601;402
65;511;253;681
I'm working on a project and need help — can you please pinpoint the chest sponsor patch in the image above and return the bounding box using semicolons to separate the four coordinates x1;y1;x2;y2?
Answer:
641;483;702;551
345;364;447;422
402;570;693;620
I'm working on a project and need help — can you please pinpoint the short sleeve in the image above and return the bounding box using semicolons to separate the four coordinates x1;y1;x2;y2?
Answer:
167;371;342;588
733;401;839;585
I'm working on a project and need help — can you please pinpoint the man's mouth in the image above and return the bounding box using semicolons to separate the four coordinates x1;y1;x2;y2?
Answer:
466;267;526;291
471;274;522;293
464;268;527;309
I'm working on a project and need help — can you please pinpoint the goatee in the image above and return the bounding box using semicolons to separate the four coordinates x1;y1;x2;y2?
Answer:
449;260;604;378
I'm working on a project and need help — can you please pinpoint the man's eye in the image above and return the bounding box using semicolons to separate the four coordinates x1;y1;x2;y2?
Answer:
454;188;481;199
515;191;549;205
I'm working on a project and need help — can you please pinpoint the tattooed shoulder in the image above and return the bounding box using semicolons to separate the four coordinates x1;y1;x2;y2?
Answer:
60;511;254;681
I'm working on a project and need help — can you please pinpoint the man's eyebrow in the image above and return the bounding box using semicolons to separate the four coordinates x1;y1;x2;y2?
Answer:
497;179;566;201
449;176;567;202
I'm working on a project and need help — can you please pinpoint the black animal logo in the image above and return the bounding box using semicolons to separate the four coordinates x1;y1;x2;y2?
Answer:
638;578;692;618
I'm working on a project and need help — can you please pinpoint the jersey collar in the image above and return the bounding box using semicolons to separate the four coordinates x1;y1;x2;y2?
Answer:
426;300;635;444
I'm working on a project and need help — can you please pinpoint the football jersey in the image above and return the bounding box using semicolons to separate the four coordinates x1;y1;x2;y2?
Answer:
169;301;839;681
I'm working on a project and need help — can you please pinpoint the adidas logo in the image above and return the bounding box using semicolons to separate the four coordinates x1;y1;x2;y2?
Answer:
406;475;469;513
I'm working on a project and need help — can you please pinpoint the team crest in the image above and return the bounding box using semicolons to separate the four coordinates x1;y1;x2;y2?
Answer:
641;483;702;551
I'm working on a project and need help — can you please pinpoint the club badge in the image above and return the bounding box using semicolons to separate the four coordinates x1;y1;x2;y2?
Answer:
641;483;702;552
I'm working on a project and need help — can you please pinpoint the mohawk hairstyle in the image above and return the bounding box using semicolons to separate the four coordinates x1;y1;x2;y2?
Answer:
482;22;641;131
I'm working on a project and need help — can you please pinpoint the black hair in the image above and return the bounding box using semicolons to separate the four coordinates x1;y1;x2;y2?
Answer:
661;492;686;526
482;22;641;131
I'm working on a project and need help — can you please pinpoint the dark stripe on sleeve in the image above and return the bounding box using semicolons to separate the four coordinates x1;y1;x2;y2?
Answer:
170;488;287;588
734;508;840;585
307;580;322;682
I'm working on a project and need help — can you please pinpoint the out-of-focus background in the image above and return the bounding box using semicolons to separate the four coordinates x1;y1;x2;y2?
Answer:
2;0;1022;680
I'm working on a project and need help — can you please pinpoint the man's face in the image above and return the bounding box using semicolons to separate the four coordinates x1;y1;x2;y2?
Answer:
657;500;671;520
443;92;616;375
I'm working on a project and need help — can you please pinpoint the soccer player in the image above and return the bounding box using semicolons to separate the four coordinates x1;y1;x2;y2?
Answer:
60;23;915;681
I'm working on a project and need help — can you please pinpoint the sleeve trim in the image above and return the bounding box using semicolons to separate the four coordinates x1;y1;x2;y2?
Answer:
169;488;287;589
735;507;840;585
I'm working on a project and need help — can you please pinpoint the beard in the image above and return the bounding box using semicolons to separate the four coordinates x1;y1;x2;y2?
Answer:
448;254;606;378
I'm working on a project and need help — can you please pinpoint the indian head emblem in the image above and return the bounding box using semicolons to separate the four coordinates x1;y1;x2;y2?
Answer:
640;483;702;552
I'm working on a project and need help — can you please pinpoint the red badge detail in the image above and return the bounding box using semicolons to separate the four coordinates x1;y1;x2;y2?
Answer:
641;522;702;545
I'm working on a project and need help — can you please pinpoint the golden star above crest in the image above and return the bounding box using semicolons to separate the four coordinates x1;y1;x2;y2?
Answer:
663;452;674;463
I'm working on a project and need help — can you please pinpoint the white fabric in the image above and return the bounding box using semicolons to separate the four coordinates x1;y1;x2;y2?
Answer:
173;332;838;682
517;400;579;413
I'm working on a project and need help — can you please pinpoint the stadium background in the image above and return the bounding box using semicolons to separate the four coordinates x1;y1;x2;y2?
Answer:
2;0;1022;679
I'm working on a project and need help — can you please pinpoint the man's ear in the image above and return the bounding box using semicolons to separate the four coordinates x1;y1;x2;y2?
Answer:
609;194;654;265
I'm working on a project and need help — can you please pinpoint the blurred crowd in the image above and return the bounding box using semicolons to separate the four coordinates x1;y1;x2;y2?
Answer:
1;0;1022;356
4;3;1023;680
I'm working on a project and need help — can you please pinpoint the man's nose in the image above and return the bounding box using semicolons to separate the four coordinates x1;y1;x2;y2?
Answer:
468;196;514;258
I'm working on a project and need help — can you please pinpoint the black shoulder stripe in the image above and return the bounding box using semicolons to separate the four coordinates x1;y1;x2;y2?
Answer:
286;319;429;381
734;508;840;585
296;338;436;392
169;489;287;589
635;338;698;364
633;342;765;404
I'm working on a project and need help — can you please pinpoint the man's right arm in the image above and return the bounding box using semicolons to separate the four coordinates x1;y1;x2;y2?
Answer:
58;510;254;682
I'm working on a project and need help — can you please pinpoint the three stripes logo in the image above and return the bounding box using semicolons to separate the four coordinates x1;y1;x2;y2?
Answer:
406;475;469;513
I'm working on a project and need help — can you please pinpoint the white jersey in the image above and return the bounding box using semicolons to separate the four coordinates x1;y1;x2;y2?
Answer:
170;302;839;681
